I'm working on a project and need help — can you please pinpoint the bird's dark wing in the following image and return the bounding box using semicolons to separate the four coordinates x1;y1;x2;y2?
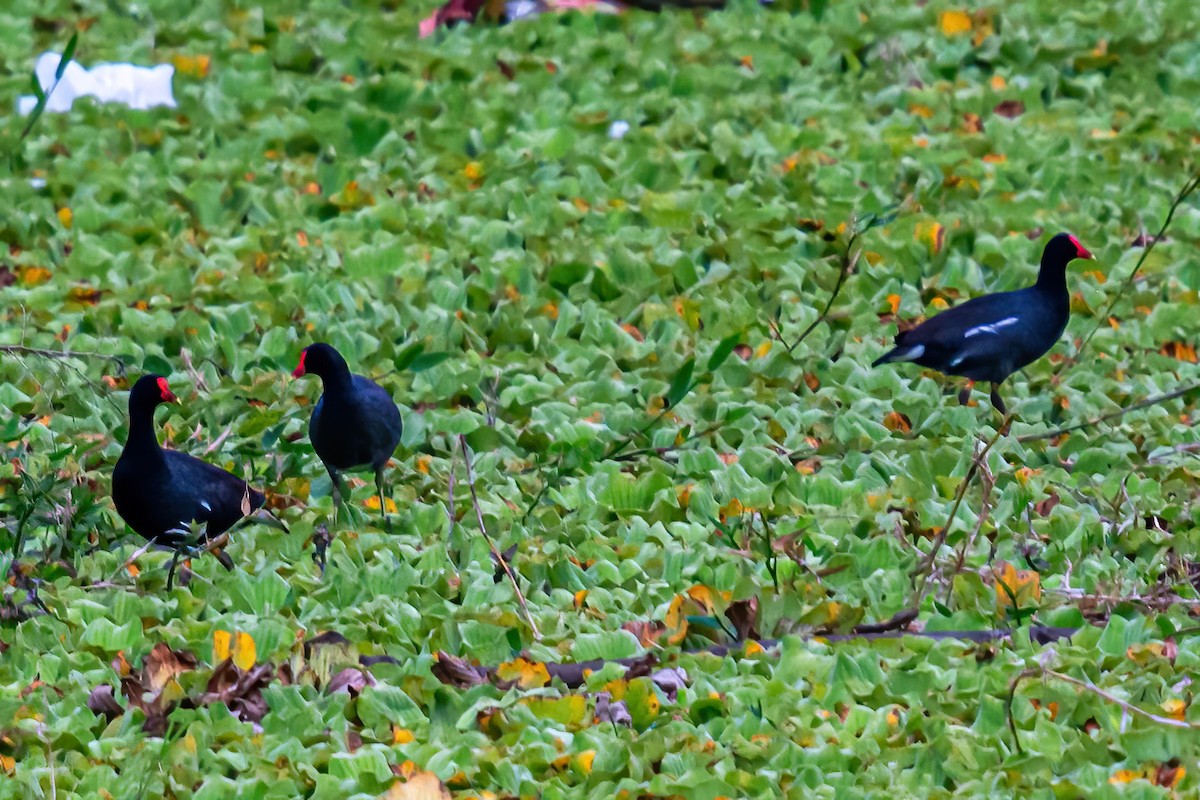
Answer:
163;450;265;539
878;291;1027;376
351;375;404;466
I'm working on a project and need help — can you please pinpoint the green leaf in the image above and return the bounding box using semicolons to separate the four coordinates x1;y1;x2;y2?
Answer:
408;352;451;372
665;357;695;408
706;334;740;372
392;341;425;371
57;33;79;81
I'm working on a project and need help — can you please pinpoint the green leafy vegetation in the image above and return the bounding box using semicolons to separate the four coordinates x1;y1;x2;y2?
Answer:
2;0;1200;796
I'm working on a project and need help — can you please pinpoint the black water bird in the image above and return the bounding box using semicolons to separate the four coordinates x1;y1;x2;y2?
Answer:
873;232;1094;413
113;374;271;586
292;343;403;531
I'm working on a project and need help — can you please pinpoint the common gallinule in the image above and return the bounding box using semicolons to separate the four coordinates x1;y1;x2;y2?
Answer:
873;232;1094;413
291;343;403;532
113;374;270;586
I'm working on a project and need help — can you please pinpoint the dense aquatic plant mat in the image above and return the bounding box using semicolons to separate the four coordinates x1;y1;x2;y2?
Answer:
2;0;1200;796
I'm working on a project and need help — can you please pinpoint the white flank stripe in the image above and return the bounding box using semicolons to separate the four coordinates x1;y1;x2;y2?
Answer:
963;316;1019;339
897;344;925;361
199;499;212;512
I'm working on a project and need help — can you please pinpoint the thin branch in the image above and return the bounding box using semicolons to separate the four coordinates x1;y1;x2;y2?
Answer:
773;232;862;354
0;344;127;374
1017;381;1200;443
911;417;1011;583
1065;171;1200;370
108;540;156;582
1006;668;1039;755
943;452;996;603
459;435;541;640
1009;665;1200;754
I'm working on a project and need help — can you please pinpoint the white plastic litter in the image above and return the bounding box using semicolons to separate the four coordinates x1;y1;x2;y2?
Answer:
608;120;630;139
17;52;176;116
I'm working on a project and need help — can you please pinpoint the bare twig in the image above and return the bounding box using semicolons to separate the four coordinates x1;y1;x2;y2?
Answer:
179;348;210;393
942;453;996;603
773;231;862;354
1017;381;1200;443
1065;171;1200;371
108;540;156;582
202;425;233;456
1009;666;1200;754
610;423;723;462
0;344;126;374
459;435;541;640
1006;667;1039;755
911;417;1011;585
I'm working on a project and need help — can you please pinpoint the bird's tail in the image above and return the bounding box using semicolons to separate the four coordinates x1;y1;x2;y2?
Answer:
872;343;924;367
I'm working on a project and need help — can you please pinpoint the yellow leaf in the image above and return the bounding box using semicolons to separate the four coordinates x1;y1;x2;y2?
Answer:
521;695;587;726
57;207;73;228
380;771;452;800
233;631;257;670
574;750;596;774
663;595;688;645
392;725;415;744
882;411;912;433
908;103;934;119
495;657;551;689
364;495;399;513
915;221;945;255
1109;769;1142;785
541;302;559;320
754;341;772;358
1014;467;1040;486
686;585;716;615
939;10;972;36
172;54;212;78
0;755;13;775
21;266;52;286
994;562;1041;615
1160;342;1197;363
743;640;765;656
213;630;232;662
464;161;483;180
719;497;743;520
573;589;589;610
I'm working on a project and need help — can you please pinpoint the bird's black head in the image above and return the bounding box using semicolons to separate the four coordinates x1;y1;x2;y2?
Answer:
129;374;179;416
1042;232;1093;270
292;343;350;382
